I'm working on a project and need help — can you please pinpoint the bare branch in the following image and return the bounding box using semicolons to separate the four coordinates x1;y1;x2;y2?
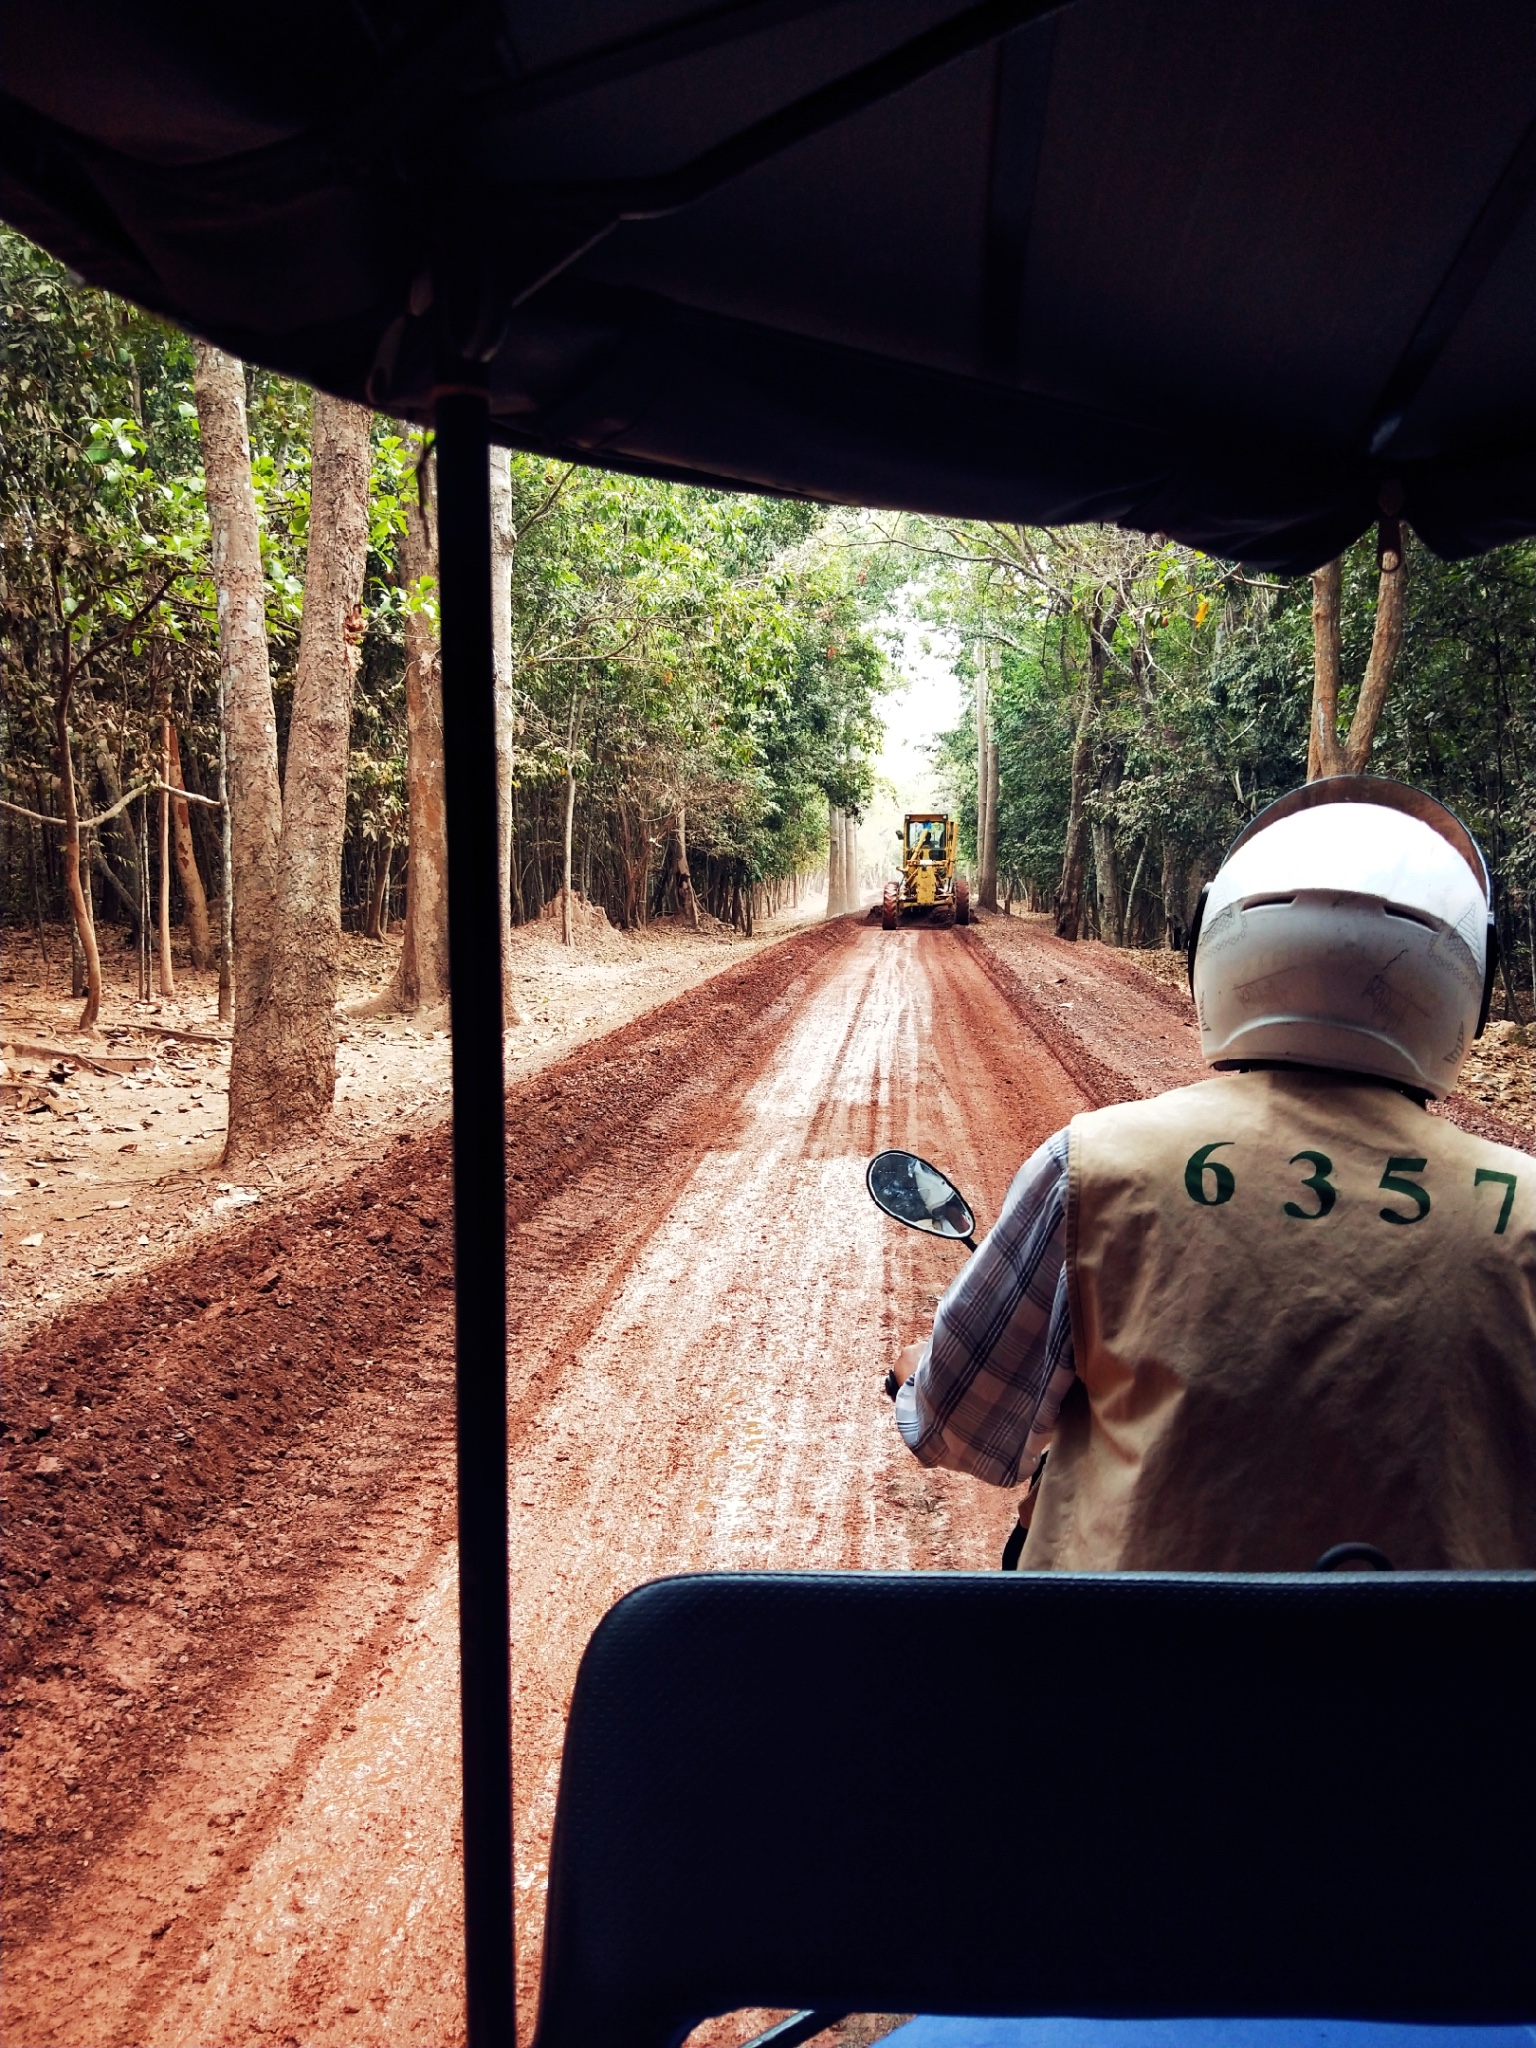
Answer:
0;780;222;829
67;575;183;679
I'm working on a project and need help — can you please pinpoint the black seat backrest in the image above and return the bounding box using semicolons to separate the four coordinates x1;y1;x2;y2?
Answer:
531;1571;1535;2048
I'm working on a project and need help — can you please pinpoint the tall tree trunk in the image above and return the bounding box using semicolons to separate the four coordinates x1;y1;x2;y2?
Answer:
1124;837;1149;945
94;740;143;929
655;807;700;927
489;447;517;988
1343;520;1407;771
137;797;152;999
616;801;644;930
209;377;371;1163
561;765;576;946
52;651;102;1030
178;734;223;891
1056;596;1122;939
975;656;991;897
85;837;99;981
1092;746;1125;944
827;801;845;915
365;837;393;939
674;805;699;930
1308;558;1345;779
981;723;1000;911
382;440;449;1017
1092;819;1122;944
558;688;581;946
1160;839;1187;950
843;811;859;910
976;647;1000;910
1309;523;1408;780
195;340;281;1071
165;720;212;967
215;660;235;1021
157;714;176;996
1055;672;1095;939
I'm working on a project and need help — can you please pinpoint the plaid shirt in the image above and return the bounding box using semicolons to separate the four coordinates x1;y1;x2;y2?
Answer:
895;1129;1077;1488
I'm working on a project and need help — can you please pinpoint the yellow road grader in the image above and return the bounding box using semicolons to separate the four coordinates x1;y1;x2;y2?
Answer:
881;813;970;929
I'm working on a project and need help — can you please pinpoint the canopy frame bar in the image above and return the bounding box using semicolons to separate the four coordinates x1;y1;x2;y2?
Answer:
1367;104;1536;455
979;15;1058;379
436;390;516;2045
328;0;845;158
424;0;1063;352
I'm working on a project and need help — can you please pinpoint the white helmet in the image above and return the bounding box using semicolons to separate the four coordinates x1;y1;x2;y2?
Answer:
1190;776;1496;1098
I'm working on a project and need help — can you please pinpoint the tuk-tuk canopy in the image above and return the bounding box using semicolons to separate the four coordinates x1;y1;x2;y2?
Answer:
4;0;1534;568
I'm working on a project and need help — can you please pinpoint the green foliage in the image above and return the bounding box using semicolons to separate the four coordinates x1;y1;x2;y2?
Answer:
1368;540;1535;906
1;226;888;940
496;459;886;919
904;512;1532;1003
13;219;1521;994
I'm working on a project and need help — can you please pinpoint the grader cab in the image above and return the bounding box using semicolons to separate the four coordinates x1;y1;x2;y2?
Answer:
881;814;970;929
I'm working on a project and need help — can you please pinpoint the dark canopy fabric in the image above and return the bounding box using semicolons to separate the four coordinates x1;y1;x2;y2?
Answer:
4;0;1535;569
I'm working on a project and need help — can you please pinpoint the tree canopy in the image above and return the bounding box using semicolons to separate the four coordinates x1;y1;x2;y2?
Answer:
893;514;1533;1013
4;223;1530;1020
1;226;889;949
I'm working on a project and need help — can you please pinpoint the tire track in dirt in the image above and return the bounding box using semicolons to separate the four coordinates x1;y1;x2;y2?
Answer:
961;918;1204;1106
6;921;1085;2048
968;912;1532;1151
15;914;1518;2047
1;922;855;1988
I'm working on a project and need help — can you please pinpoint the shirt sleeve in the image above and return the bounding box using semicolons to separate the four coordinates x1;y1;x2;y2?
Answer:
894;1127;1075;1487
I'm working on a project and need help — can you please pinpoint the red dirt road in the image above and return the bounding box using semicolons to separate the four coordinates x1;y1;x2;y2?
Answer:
5;917;1093;2047
15;913;1517;2046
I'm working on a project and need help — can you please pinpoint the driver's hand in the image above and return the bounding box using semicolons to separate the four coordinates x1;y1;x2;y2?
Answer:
891;1341;925;1390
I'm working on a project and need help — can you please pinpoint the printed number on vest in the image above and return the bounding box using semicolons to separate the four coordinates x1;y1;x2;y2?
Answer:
1378;1156;1430;1225
1180;1146;1521;1232
1284;1150;1337;1220
1474;1168;1518;1234
1183;1141;1235;1206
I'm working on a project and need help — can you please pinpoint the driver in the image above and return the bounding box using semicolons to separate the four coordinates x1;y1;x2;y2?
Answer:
889;777;1536;1570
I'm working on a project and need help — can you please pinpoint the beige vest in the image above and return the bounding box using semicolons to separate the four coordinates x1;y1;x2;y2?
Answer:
1025;1069;1536;1572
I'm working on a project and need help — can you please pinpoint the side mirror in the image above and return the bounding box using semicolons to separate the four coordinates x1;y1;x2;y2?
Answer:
866;1150;977;1247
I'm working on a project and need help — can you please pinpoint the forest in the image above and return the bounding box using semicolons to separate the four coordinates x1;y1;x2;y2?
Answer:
917;517;1534;1019
0;228;886;923
3;222;1532;1166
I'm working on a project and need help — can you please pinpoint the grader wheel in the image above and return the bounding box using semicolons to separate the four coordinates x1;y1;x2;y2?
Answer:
881;882;900;930
954;877;971;926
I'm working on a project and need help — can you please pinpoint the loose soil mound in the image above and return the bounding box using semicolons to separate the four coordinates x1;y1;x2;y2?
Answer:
1;919;853;1935
970;917;1531;1150
1111;944;1532;1139
531;888;630;958
1454;1022;1534;1137
4;910;1521;2047
3;923;852;1683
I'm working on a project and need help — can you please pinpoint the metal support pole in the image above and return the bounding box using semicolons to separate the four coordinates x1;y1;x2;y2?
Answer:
435;391;515;2045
